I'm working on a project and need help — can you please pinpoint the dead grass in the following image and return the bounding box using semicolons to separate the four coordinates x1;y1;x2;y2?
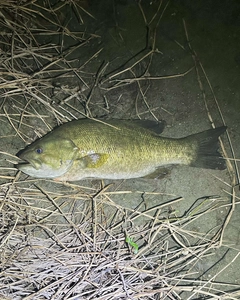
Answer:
0;179;239;299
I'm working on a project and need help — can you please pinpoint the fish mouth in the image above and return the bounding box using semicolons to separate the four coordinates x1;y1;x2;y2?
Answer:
17;158;41;170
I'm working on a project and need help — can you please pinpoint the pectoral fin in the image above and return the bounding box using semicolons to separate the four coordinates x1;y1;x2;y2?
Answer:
78;153;109;168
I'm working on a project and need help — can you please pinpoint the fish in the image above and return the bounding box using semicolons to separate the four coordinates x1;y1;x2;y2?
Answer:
16;119;227;181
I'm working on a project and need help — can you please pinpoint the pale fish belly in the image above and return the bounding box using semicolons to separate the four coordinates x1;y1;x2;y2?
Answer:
54;161;162;181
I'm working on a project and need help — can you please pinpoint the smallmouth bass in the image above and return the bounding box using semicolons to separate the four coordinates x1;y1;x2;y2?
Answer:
17;119;226;181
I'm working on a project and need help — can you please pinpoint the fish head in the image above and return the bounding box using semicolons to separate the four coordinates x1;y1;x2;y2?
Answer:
17;135;79;178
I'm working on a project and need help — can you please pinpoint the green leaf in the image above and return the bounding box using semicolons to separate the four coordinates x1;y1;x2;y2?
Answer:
125;236;138;254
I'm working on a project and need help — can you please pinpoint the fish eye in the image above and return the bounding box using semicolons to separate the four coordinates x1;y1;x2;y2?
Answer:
36;148;43;154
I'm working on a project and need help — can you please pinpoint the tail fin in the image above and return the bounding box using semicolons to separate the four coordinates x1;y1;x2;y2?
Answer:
189;126;227;170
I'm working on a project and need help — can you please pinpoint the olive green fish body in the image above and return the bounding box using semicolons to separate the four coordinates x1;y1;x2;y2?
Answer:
17;119;226;181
